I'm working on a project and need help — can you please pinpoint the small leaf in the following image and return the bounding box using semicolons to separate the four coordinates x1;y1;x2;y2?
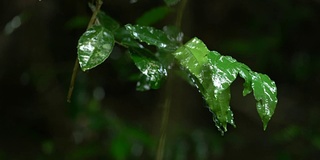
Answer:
125;24;178;52
97;11;120;32
129;48;167;91
251;72;278;130
136;6;171;26
78;25;114;71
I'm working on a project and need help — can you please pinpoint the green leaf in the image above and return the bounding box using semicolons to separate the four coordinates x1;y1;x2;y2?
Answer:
129;48;167;91
77;25;115;71
136;6;171;26
173;38;235;133
173;38;209;76
164;0;181;6
97;11;120;32
251;72;278;130
125;24;178;52
207;54;239;98
114;27;143;48
173;37;278;134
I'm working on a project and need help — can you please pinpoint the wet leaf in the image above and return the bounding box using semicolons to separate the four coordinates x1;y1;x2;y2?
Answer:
114;27;143;48
207;54;239;98
251;72;278;130
129;48;167;91
78;25;114;71
125;24;178;52
96;11;120;32
173;37;234;133
136;6;171;26
173;37;278;134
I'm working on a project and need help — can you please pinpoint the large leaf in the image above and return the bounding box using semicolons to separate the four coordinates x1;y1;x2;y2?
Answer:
173;37;278;134
251;72;278;130
129;48;167;91
136;6;171;26
125;24;178;52
173;38;235;133
78;25;114;71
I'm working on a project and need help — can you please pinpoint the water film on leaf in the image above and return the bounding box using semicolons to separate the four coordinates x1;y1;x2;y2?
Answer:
125;24;179;52
77;25;115;71
173;37;278;134
129;47;167;91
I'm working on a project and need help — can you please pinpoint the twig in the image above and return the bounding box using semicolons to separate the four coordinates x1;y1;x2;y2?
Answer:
67;0;103;102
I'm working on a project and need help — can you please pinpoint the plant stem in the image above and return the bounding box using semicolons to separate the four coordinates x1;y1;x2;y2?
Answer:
67;0;103;102
156;1;188;158
175;0;188;28
156;93;171;160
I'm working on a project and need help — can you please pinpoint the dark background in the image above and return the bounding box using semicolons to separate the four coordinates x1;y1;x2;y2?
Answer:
1;0;320;159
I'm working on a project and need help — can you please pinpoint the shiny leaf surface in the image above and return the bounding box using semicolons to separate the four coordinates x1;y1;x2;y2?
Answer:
173;37;278;134
251;72;278;130
114;27;143;48
78;25;114;71
125;24;178;52
130;48;167;91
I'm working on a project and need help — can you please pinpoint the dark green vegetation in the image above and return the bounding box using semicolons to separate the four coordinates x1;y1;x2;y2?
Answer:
1;0;320;159
72;1;277;135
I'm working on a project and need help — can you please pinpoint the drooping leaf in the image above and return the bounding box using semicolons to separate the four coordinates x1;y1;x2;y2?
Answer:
96;11;120;32
136;6;171;26
173;38;235;133
125;24;178;52
129;48;167;91
173;37;278;134
78;25;114;71
251;72;278;130
207;54;239;98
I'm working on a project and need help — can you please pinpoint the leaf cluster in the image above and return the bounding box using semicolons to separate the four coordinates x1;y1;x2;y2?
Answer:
76;6;277;134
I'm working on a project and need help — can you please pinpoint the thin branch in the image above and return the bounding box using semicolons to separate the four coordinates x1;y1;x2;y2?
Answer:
67;0;103;102
175;0;188;28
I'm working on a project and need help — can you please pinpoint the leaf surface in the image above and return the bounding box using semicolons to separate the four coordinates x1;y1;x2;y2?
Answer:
125;24;178;52
251;72;278;130
173;37;278;134
78;25;114;71
130;48;167;91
